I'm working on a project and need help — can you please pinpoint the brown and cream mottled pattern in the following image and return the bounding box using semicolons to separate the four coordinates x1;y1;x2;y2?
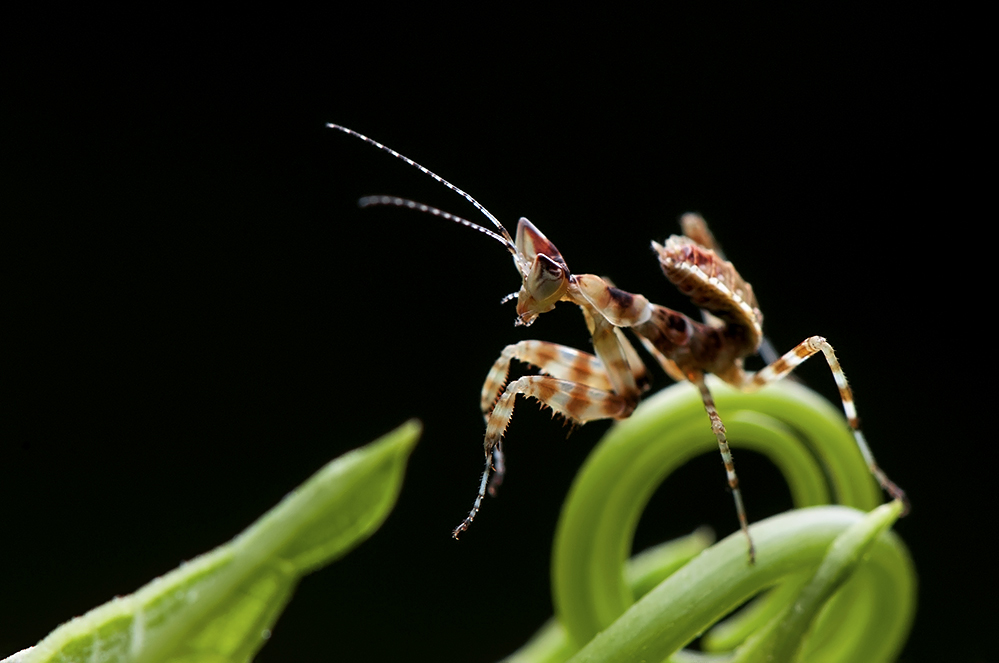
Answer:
329;123;907;550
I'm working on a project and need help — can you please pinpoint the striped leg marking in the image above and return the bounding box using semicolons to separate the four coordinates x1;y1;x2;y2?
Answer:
480;341;614;416
452;375;635;539
691;372;756;564
744;336;908;513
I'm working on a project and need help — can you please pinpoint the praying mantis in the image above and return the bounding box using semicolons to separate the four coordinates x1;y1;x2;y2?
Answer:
328;123;908;562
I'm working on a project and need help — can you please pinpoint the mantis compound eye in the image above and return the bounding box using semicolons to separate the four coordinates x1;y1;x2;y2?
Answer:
528;253;568;304
515;253;570;325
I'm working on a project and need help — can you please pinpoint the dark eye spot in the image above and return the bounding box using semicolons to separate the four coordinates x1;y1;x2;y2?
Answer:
537;253;564;277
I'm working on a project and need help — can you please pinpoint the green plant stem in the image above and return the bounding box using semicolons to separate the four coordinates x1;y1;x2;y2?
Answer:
535;378;915;662
566;503;912;663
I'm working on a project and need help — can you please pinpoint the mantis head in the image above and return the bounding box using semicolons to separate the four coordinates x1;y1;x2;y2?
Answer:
327;124;573;326
511;217;571;326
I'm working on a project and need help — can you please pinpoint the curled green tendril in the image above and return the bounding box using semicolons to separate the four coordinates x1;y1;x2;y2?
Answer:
505;379;916;663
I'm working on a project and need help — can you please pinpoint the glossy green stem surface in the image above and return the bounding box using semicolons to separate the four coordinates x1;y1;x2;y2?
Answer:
505;379;914;663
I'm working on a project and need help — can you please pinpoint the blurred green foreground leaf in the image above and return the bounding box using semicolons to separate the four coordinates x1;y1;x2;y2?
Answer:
3;420;421;663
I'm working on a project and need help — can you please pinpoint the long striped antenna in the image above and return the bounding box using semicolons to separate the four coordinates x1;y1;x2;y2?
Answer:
327;123;518;256
358;196;516;248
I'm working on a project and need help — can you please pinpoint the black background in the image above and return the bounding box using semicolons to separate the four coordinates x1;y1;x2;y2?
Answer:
2;7;978;662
